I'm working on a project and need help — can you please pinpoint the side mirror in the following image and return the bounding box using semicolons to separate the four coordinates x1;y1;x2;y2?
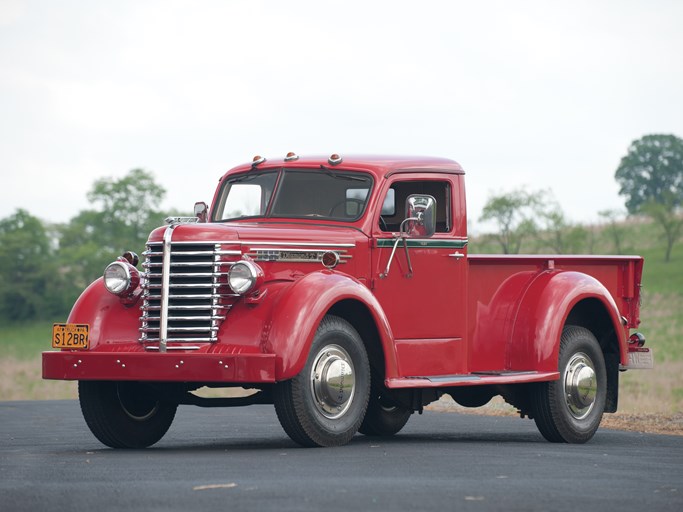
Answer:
379;194;438;279
403;194;436;238
194;202;208;223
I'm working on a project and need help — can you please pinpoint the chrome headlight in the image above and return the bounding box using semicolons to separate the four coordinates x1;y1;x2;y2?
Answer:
103;261;140;296
228;260;262;295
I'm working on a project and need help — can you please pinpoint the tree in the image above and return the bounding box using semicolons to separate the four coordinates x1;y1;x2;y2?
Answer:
58;169;168;290
615;134;683;214
87;168;168;246
598;209;627;255
539;208;588;254
478;189;545;254
615;134;683;262
0;210;66;321
642;194;683;262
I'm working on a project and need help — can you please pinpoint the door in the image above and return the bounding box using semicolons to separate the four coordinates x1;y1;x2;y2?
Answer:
371;174;468;377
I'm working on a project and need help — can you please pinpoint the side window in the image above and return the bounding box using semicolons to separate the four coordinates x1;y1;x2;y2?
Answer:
381;189;396;215
379;180;451;233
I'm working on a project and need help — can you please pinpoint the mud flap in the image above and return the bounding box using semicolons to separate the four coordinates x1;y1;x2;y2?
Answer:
604;352;619;413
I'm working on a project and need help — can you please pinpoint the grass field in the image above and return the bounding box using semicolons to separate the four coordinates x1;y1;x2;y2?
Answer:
1;218;681;421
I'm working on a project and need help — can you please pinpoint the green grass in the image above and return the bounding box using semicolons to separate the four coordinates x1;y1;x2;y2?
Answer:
640;247;683;295
0;217;681;406
1;216;681;360
472;217;683;362
0;322;53;360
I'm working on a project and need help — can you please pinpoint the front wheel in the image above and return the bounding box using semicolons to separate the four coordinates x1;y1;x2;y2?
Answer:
532;326;607;443
79;381;178;449
273;315;370;447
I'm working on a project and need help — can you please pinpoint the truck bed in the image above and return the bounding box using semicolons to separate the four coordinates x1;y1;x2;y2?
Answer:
466;254;643;373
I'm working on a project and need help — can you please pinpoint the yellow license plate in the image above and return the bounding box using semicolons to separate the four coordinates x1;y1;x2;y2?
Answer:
52;323;89;349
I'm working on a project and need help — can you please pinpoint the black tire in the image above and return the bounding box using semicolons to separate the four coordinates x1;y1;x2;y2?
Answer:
273;315;370;447
359;376;412;436
449;386;495;408
532;326;607;444
78;381;178;449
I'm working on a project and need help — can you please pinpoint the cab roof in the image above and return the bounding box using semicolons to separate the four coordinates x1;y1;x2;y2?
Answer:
222;154;465;180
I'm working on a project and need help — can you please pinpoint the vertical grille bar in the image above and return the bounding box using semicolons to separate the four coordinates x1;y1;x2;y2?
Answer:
159;224;175;352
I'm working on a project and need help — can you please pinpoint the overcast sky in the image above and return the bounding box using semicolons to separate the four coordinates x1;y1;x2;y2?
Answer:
1;0;682;232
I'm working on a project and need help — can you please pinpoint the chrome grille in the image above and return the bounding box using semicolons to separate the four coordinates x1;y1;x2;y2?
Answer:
139;242;241;347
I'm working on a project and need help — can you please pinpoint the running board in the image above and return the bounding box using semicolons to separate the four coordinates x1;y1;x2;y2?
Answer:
385;371;559;389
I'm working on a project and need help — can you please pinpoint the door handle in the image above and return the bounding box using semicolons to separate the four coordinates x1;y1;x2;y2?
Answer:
448;252;464;259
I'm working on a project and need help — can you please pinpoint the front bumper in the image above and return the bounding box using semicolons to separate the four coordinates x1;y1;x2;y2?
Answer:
42;350;276;383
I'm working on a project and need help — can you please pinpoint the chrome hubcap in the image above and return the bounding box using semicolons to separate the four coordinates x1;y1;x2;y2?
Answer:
563;353;597;420
310;344;356;419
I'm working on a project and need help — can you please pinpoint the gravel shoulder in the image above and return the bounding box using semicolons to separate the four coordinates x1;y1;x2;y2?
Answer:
4;356;681;437
426;396;683;437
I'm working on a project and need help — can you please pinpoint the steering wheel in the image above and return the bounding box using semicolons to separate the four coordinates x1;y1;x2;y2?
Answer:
328;198;365;217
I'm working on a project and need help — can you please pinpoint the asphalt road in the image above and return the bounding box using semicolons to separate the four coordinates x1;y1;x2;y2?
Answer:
1;400;681;512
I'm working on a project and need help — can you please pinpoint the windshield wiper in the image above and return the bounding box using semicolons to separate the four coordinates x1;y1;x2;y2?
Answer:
229;173;262;184
319;165;368;182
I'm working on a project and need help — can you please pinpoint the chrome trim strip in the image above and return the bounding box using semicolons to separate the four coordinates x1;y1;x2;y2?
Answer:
152;271;231;278
144;345;202;351
143;283;222;289
147;240;355;248
154;326;219;333
239;241;355;248
376;238;468;249
245;247;349;253
142;305;231;311
143;261;235;268
145;240;355;248
246;248;352;264
159;225;177;352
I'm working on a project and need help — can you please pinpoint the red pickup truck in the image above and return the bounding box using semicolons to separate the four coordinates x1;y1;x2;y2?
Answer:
43;154;652;448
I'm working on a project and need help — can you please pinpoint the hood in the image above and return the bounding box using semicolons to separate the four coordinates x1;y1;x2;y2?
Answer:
147;221;365;247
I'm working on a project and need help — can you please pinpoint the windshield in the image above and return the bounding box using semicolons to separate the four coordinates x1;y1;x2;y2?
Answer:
213;168;374;222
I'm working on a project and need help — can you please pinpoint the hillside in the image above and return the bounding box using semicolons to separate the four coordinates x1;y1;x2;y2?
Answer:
1;218;680;430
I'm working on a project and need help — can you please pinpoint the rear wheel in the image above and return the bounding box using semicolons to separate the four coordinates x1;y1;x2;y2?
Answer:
274;315;370;447
532;326;606;443
78;381;177;449
359;379;412;436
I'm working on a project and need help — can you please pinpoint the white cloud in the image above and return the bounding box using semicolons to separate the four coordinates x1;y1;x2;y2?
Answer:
1;0;682;227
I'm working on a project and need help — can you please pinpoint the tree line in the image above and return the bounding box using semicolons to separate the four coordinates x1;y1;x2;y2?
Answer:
0;169;176;322
479;134;683;260
0;134;681;323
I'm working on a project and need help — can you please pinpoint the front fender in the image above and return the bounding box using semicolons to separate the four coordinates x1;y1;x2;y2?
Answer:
66;278;141;350
264;271;395;381
508;271;623;372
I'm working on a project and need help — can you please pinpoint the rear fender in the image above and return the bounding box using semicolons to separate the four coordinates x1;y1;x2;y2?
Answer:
264;271;396;381
509;271;624;372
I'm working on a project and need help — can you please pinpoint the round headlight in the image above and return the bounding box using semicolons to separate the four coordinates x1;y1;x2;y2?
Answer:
228;260;261;295
104;261;139;296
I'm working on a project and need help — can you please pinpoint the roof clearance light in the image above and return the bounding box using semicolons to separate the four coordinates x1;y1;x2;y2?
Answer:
252;155;266;166
285;152;299;162
328;154;343;166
